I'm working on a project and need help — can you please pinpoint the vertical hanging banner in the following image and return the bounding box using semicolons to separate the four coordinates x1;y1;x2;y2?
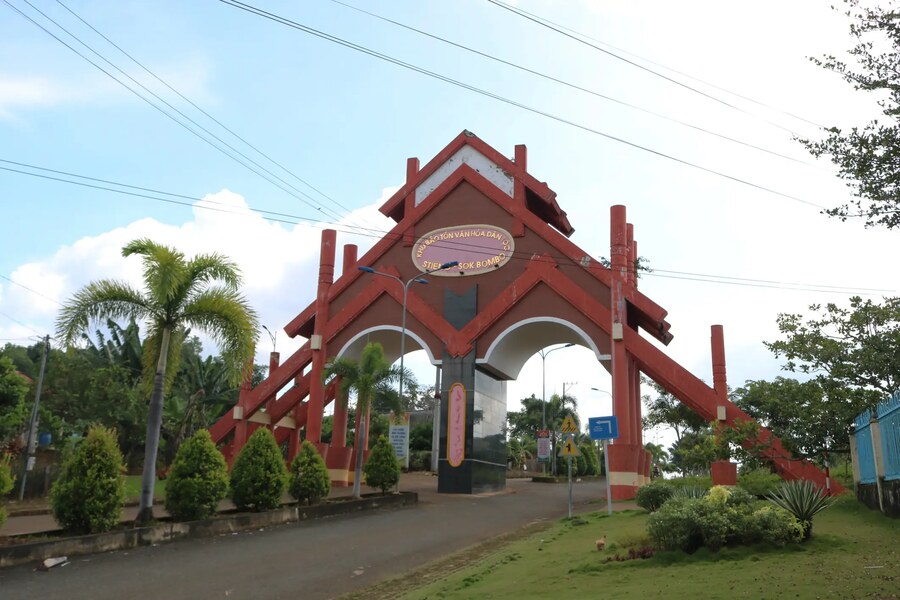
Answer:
389;412;410;468
447;383;466;467
536;429;551;463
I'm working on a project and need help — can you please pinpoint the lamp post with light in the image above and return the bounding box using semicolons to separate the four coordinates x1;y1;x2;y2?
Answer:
538;343;574;473
358;261;459;467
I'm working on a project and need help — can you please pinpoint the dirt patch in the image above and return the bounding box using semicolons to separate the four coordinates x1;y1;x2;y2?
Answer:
337;518;554;600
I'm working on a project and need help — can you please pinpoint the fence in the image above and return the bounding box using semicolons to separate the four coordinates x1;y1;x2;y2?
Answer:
852;392;900;516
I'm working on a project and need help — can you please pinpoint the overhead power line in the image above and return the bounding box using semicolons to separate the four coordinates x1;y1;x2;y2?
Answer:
0;274;64;306
217;0;826;211
2;157;887;297
485;0;821;134
54;0;357;218
331;0;816;168
5;0;356;228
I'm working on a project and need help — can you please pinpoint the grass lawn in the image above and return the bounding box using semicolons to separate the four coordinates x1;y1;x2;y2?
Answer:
123;475;166;502
400;496;899;600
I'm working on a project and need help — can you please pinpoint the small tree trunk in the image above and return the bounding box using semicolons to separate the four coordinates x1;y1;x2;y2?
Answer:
352;413;365;499
136;327;170;525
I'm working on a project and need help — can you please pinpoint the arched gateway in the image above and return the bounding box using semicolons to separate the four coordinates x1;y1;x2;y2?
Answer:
211;131;839;499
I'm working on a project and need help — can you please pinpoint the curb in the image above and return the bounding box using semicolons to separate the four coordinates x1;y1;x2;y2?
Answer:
0;492;417;569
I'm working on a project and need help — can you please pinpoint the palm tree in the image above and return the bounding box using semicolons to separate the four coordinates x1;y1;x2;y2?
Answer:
56;238;258;524
546;393;579;476
323;342;407;499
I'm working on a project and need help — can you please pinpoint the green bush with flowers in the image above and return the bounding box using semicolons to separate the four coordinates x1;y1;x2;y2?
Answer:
647;485;803;553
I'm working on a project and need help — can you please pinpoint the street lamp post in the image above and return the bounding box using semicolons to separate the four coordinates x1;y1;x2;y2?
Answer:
358;261;459;469
539;343;574;474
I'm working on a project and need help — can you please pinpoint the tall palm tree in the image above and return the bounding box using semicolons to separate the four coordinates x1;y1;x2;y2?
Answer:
323;342;407;499
56;238;258;524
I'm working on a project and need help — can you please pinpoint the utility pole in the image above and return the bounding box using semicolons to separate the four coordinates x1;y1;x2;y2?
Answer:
19;335;49;501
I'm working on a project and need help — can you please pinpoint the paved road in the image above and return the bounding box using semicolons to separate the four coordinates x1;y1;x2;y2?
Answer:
0;474;612;600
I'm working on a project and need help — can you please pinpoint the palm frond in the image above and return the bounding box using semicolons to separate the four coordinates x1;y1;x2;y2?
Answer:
180;286;259;386
56;279;155;347
122;238;188;305
185;253;243;290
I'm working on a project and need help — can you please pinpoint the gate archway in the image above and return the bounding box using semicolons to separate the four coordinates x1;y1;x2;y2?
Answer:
210;131;839;498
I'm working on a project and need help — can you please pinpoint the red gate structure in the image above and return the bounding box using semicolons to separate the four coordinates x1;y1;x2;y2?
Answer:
210;131;840;498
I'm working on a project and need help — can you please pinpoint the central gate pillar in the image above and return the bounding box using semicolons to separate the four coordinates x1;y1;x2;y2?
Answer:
438;286;507;493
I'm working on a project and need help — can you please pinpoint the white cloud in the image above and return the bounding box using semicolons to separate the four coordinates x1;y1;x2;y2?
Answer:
0;188;397;362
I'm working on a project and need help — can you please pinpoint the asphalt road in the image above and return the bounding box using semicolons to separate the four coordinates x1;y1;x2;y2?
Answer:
0;474;611;600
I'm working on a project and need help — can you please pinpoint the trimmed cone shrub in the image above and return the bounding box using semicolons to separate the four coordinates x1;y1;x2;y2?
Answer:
165;430;229;521
635;480;675;512
230;428;287;511
49;425;126;534
364;435;400;494
289;440;330;505
0;457;14;528
767;479;834;540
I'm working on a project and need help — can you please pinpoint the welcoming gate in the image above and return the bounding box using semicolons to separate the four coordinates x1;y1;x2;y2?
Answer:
210;130;839;498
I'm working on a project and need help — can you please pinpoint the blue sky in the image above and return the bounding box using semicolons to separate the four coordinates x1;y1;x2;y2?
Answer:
2;0;897;442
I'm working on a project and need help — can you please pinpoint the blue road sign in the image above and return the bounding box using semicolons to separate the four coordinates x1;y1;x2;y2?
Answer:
588;416;619;441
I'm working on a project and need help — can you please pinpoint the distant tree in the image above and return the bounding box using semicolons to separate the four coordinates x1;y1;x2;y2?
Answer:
0;356;30;447
734;377;857;460
507;393;578;476
56;238;258;524
799;0;900;228
642;380;706;442
766;297;897;415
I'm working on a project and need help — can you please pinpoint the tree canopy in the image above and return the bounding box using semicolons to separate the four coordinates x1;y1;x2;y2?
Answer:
800;0;900;228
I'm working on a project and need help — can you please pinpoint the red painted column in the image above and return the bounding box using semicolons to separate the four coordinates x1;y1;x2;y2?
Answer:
306;229;335;459
342;243;358;278
625;223;635;287
229;366;254;467
711;325;728;405
265;351;280;429
287;374;303;462
326;380;352;487
607;205;639;500
710;324;736;486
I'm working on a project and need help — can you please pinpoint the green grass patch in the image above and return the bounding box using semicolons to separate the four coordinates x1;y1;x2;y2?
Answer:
399;496;900;599
124;475;167;502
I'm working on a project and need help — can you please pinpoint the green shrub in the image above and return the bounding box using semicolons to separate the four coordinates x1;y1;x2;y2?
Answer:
165;430;229;521
671;485;708;500
668;475;712;490
410;450;432;472
726;487;756;508
364;435;400;494
230;428;287;511
752;505;804;545
647;497;701;552
648;491;803;553
575;452;587;476
767;479;834;540
289;440;330;505
49;425;126;534
738;468;782;497
580;443;600;476
635;480;675;512
0;457;14;528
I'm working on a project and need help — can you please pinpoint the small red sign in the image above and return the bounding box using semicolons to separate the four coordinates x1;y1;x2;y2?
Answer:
412;224;514;276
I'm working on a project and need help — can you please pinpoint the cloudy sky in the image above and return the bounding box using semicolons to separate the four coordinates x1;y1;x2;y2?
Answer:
1;0;896;445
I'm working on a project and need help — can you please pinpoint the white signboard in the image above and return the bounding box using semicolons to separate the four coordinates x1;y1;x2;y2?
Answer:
389;424;409;461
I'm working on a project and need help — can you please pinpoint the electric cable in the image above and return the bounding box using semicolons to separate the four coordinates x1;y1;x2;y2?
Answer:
330;0;817;168
216;0;827;211
3;158;889;297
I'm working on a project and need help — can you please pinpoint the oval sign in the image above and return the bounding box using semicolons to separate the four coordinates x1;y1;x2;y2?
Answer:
447;382;466;468
411;224;514;276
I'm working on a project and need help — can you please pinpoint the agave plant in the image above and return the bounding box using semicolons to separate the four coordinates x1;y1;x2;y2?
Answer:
766;480;834;540
672;486;708;500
